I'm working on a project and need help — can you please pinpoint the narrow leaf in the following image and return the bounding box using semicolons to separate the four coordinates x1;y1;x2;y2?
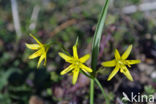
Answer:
90;0;110;104
91;0;110;71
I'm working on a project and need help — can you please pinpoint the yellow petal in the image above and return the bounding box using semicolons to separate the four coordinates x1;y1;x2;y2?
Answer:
43;52;47;66
43;48;49;66
25;43;40;50
121;45;132;60
114;49;120;60
72;68;80;84
28;49;42;59
126;60;141;65
121;66;133;81
107;64;119;81
60;64;74;75
80;63;92;73
79;54;90;63
58;52;73;63
29;33;42;45
73;45;78;59
37;54;45;68
101;60;116;67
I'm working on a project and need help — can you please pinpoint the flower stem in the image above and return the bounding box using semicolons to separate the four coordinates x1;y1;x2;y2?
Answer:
94;78;109;104
90;79;94;104
89;0;110;103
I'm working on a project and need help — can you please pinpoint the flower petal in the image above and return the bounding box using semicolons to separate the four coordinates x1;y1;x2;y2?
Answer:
28;49;42;59
60;64;74;75
37;54;45;68
101;60;116;67
43;47;49;66
29;33;42;45
126;60;141;65
58;52;73;63
72;68;80;84
80;63;92;73
79;54;90;63
107;65;119;81
121;45;132;60
121;66;133;81
114;49;120;60
25;43;40;50
73;45;78;59
44;55;47;66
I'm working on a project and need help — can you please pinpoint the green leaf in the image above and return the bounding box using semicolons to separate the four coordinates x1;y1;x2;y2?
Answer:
91;0;110;72
90;0;110;104
0;93;11;104
0;68;17;90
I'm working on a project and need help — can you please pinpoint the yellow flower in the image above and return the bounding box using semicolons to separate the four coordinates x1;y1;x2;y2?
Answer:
25;34;49;68
101;45;141;81
59;45;92;84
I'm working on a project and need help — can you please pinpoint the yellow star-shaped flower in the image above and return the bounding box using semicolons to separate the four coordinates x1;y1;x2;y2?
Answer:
25;34;49;68
59;45;92;84
101;45;141;81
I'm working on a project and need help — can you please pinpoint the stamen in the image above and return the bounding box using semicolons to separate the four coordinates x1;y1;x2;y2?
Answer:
73;59;80;68
124;61;131;68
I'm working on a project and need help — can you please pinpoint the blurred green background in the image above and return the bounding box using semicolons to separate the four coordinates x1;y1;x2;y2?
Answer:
0;0;156;104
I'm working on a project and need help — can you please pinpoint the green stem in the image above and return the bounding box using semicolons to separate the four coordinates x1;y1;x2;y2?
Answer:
80;70;109;103
94;78;109;104
80;70;94;79
90;79;94;104
46;40;54;47
89;0;110;103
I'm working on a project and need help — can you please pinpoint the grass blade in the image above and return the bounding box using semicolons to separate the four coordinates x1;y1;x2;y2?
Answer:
11;0;22;40
90;0;110;104
91;0;110;72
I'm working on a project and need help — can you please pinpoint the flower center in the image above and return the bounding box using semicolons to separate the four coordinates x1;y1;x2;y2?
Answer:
116;60;130;73
75;61;80;65
73;59;80;67
117;60;124;66
117;59;131;67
